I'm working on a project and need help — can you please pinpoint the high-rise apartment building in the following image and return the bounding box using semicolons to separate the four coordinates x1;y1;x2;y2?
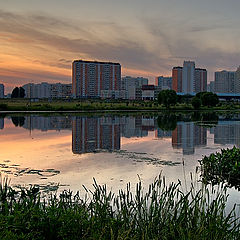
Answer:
215;71;236;93
235;66;240;93
172;62;207;94
195;68;207;93
0;84;4;98
172;67;183;92
182;61;195;94
155;76;172;90
72;60;121;99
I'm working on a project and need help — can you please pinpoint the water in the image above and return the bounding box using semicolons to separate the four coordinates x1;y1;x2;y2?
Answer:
0;112;239;208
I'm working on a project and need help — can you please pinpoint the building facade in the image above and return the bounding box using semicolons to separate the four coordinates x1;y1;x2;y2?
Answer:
172;67;183;92
182;61;195;94
195;68;207;93
22;82;72;98
0;84;4;98
172;62;207;94
215;71;236;93
121;76;148;100
155;76;172;90
72;60;121;99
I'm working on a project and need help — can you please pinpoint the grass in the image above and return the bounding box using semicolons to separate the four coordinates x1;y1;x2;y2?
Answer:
0;175;239;239
1;98;240;112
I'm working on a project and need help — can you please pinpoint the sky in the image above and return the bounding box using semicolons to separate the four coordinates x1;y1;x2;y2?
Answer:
1;0;240;92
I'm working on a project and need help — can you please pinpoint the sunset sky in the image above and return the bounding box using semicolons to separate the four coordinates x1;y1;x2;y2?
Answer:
1;0;240;92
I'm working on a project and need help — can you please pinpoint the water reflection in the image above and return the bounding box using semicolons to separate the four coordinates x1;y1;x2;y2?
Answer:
0;117;3;130
72;116;121;154
3;114;240;156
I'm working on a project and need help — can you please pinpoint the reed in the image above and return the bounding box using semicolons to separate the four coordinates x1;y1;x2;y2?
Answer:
0;175;239;239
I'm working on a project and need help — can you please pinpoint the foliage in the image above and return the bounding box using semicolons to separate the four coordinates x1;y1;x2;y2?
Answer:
191;96;201;109
11;87;25;98
198;92;219;107
200;146;240;190
0;176;239;240
157;113;177;131
0;104;7;110
158;89;177;108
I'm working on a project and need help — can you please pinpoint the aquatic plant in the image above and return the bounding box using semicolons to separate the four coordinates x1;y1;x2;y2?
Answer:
200;146;240;190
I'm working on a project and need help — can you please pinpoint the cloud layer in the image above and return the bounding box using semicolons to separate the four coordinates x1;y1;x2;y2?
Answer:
0;4;240;92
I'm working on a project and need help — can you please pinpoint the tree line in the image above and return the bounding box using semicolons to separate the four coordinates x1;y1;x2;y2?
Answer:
158;90;219;109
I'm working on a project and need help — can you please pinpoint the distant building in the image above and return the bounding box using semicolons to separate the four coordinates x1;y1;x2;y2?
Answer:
182;61;195;94
22;82;72;98
155;76;172;90
172;61;207;94
0;84;4;98
50;83;72;98
141;85;155;101
195;68;207;93
207;81;215;93
235;66;240;93
172;67;183;93
121;76;148;100
72;60;121;99
215;71;236;93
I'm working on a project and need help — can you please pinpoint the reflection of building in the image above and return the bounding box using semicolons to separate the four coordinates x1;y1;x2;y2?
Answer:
72;116;120;154
214;121;240;147
0;118;4;129
172;122;207;155
155;129;172;138
72;60;121;99
0;84;4;98
22;116;72;131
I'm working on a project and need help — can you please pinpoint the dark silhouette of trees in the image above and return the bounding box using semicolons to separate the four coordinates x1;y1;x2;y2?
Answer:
191;96;201;109
201;92;219;107
11;116;25;127
158;90;177;108
11;87;25;98
157;114;177;131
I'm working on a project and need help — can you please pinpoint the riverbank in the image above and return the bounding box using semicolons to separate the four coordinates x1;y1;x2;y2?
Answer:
0;176;239;240
0;99;240;112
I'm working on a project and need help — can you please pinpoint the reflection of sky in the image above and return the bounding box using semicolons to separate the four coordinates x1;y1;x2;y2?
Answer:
0;115;239;213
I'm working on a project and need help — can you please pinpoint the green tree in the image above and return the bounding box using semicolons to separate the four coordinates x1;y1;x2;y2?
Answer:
158;90;177;108
191;96;201;109
201;92;219;107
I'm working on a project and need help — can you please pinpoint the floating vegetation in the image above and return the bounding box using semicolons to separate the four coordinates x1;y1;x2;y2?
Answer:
116;150;181;166
0;162;60;177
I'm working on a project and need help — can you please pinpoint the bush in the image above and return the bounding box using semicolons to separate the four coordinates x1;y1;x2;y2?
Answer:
200;146;240;190
0;104;7;110
191;96;201;109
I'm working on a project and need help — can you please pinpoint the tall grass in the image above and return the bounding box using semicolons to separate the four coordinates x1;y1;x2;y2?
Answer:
0;175;239;239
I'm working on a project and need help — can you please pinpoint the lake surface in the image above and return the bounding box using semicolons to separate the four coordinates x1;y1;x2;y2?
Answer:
0;112;239;208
